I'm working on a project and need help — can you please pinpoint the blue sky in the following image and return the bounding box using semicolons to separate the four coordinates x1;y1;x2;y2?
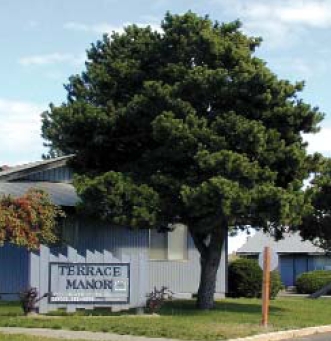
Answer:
1;0;331;165
1;0;331;251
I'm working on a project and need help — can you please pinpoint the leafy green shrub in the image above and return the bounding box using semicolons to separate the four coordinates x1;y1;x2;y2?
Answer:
270;270;283;299
296;270;331;294
228;258;262;298
228;258;283;299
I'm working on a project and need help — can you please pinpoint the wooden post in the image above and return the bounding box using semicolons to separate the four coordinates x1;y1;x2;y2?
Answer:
261;246;270;327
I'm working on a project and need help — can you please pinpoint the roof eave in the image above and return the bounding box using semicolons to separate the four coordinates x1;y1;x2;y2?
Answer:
0;155;74;182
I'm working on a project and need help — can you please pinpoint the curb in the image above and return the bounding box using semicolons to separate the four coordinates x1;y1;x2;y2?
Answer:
1;325;331;341
228;325;331;341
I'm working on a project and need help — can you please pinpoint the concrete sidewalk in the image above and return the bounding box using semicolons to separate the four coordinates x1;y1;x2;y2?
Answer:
2;325;331;341
0;327;180;341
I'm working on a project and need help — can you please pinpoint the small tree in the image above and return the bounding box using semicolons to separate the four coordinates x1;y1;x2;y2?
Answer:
41;12;323;309
0;189;62;250
297;158;331;250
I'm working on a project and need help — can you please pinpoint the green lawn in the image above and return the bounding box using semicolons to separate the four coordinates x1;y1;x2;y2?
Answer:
1;298;331;340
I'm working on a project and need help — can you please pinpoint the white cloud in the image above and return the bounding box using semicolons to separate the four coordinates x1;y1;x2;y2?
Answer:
63;21;162;35
213;0;331;48
244;19;293;49
0;99;47;165
228;229;256;254
277;2;331;27
303;127;331;156
221;0;331;28
19;53;85;67
63;22;119;34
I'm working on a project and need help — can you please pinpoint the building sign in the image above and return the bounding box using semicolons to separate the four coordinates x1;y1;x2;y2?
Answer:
49;263;130;304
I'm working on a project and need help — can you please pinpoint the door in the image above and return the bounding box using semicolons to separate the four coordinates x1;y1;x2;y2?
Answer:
280;256;294;287
279;255;309;287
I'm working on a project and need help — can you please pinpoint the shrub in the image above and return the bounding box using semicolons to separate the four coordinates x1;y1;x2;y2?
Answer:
0;189;63;250
296;270;331;294
270;270;283;299
146;286;173;313
19;287;49;315
228;258;283;299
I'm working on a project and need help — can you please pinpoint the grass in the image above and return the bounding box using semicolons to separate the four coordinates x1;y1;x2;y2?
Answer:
1;298;331;340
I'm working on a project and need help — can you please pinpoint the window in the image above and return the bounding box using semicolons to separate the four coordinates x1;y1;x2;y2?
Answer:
60;217;79;247
149;224;188;261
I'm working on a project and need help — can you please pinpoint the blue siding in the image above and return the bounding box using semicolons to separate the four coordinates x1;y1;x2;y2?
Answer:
308;257;315;272
20;166;73;183
0;244;29;300
1;217;227;302
279;255;310;287
294;256;308;280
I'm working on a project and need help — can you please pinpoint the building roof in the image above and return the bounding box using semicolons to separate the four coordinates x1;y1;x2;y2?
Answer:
0;155;74;182
0;165;11;171
236;230;324;255
0;182;79;206
0;155;78;207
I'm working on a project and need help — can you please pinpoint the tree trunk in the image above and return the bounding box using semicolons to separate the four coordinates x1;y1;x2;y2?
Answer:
190;225;226;310
309;281;331;299
196;250;221;309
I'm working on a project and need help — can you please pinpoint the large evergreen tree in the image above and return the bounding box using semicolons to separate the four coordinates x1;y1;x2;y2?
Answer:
42;12;324;309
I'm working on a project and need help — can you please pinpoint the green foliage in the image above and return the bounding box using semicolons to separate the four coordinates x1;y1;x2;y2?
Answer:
297;159;331;251
296;270;331;294
74;172;160;228
40;11;323;307
228;258;283;299
270;270;283;299
0;189;63;250
41;11;323;233
228;259;261;298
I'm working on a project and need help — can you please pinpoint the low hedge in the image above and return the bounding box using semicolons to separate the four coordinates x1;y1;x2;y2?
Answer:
296;270;331;294
228;258;283;299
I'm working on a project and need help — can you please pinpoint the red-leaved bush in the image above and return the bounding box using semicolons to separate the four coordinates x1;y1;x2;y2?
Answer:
0;189;63;249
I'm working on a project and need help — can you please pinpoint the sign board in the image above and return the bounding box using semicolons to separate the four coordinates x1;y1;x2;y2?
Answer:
258;248;278;271
49;263;130;304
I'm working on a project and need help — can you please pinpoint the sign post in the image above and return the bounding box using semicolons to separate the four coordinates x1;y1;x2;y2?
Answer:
258;246;278;327
261;247;270;327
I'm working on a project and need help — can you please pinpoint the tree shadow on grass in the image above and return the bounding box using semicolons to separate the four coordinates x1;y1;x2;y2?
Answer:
160;299;285;316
